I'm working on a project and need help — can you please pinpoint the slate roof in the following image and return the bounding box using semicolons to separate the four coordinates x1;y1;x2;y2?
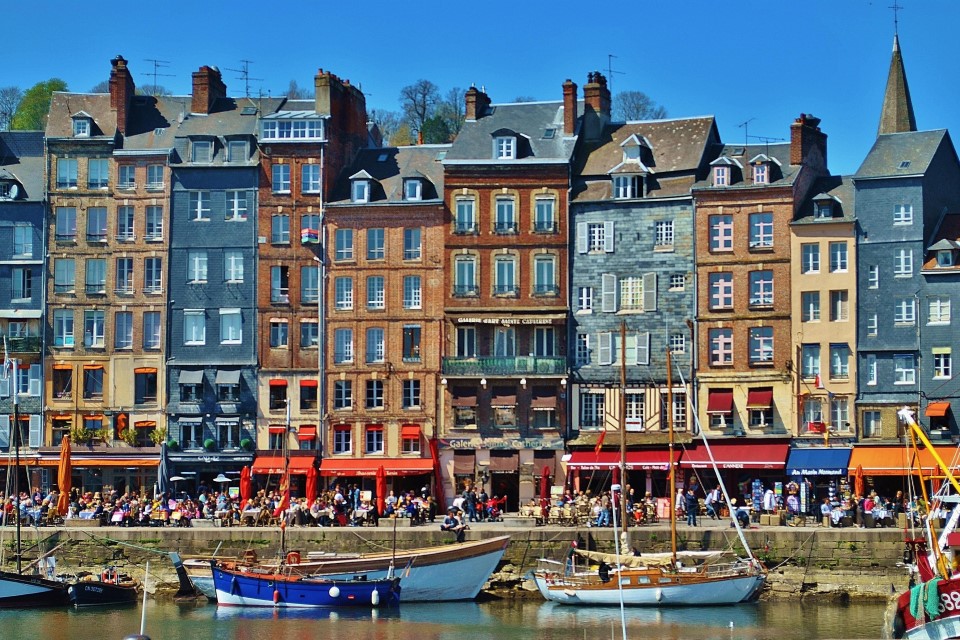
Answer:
793;175;855;224
168;96;280;166
0;131;45;200
922;213;960;272
444;100;577;164
46;92;115;138
855;129;949;179
692;142;799;191
329;144;449;204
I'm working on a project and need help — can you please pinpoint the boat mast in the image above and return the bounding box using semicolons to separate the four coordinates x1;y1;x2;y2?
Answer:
667;347;676;565
10;354;21;574
619;321;628;538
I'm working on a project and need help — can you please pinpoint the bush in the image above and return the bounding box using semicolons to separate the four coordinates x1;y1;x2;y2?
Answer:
240;438;253;451
203;438;216;451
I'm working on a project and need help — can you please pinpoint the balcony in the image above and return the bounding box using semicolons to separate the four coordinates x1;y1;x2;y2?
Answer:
534;221;557;233
442;356;567;376
494;222;517;235
533;284;560;296
6;337;41;353
86;232;108;244
493;285;519;297
453;285;478;298
454;222;477;235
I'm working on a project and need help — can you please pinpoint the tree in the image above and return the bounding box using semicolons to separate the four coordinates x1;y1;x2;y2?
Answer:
438;87;465;135
388;123;414;147
90;79;169;96
0;87;23;131
420;115;452;144
89;80;110;93
513;96;538;103
286;80;311;99
11;79;67;131
613;90;667;122
368;109;402;146
399;79;440;134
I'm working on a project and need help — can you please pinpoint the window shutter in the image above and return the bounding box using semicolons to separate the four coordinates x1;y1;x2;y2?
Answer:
598;332;613;365
577;222;588;254
637;332;651;365
0;377;9;398
642;272;657;312
28;415;42;448
29;364;41;397
0;416;9;449
601;273;618;313
603;221;615;253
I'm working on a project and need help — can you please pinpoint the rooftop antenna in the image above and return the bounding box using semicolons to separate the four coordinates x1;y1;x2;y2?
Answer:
890;0;903;36
747;134;786;158
606;54;626;94
143;59;174;96
737;118;756;149
226;60;263;98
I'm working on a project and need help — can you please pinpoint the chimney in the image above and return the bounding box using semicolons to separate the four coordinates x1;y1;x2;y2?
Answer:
314;68;339;117
109;55;136;135
464;86;491;122
191;66;227;115
582;71;611;140
562;79;578;136
790;113;828;169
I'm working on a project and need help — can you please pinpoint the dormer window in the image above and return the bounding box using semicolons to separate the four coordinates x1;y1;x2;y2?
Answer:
938;250;955;267
352;180;369;203
613;175;639;199
815;202;833;219
73;118;90;137
192;140;212;163
713;166;728;186
494;136;516;160
753;164;768;184
404;179;422;201
624;143;641;160
227;140;247;163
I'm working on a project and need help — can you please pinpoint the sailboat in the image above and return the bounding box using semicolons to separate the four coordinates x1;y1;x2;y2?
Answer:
533;332;765;606
0;353;69;607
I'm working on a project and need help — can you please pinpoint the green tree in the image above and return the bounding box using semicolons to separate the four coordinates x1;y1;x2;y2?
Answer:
11;79;67;130
613;90;667;122
388;122;414;147
420;115;452;144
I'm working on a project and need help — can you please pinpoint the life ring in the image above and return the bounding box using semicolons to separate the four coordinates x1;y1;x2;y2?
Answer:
286;551;301;565
243;549;258;564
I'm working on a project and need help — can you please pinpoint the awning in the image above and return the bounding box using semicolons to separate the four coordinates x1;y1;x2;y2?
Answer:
319;458;434;477
83;364;103;370
179;370;203;385
252;456;315;475
786;447;853;476
680;442;788;470
269;379;287;387
215;417;239;425
297;426;317;441
566;449;679;471
451;389;477;407
134;421;156;429
134;367;157;375
215;369;241;385
848;446;960;476
706;390;734;414
400;425;421;439
53;364;72;371
746;388;774;409
178;417;202;425
488;452;519;473
453;453;475;475
531;388;558;410
490;388;517;407
268;425;286;434
300;379;319;387
31;457;159;468
927;402;951;417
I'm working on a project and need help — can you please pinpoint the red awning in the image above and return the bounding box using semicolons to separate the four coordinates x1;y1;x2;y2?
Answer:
53;364;72;370
680;442;788;469
531;388;558;409
83;364;104;370
927;402;951;417
320;458;434;477
133;367;157;375
268;425;286;434
706;390;733;414
269;379;287;387
490;388;517;407
252;456;315;475
746;389;774;409
134;421;156;428
400;425;421;439
566;450;679;471
300;379;319;387
297;426;317;441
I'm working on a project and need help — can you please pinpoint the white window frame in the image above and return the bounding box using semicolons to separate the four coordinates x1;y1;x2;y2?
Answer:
801;344;820;378
801;243;820;273
748;270;774;307
709;272;733;310
352;180;369;203
894;354;917;385
801;291;820;322
894;249;913;277
709;215;733;252
749;327;774;364
934;350;953;380
366;327;385;363
302;164;321;193
114;311;133;349
189;191;210;221
865;354;877;385
334;229;353;260
655;220;674;248
335;277;354;310
144;257;162;294
713;166;728;186
749;212;773;248
183;310;206;346
147;164;164;190
187;251;207;283
868;265;879;289
367;276;386;309
367;228;385;260
83;310;105;348
143;311;161;350
403;228;422;260
894;297;916;325
495;136;516;160
404;179;422;201
272;215;290;244
403;275;422;309
867;313;878;336
894;204;913;225
577;287;593;312
226;191;248;220
224;251;244;283
829;242;848;272
709;328;733;366
830;344;850;379
145;206;163;241
830;290;849;322
929;297;951;325
219;309;242;345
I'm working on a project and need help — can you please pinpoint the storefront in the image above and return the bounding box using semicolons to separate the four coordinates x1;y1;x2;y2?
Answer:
565;449;679;499
678;441;789;502
847;445;960;496
319;457;434;498
786;447;853;514
251;455;317;497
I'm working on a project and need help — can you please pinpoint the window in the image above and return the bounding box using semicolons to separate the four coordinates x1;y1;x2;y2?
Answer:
404;178;422;201
894;204;913;225
803;398;823;427
262;119;324;140
192;140;212;163
938;250;955;267
535;198;555;232
402;380;421;409
749;327;774;364
223;251;244;283
577;287;593;312
52;368;72;401
269;383;287;410
815;202;833;219
73;118;90;137
85;259;106;294
709;273;733;310
301;266;318;303
53;310;74;347
655;220;674;248
863;411;881;438
366;327;385;363
894;354;916;385
189;192;210;220
709;328;733;366
351;180;369;203
367;276;385;309
226;191;247;220
830;344;850;379
575;334;590;366
580;393;604;428
801;344;820;378
495;197;516;234
403;325;422;362
831;398;850;432
301;214;319;241
865;354;877;385
334;229;353;260
713;165;728;186
12;225;32;258
894;297;916;325
83;310;105;348
929;297;951;324
366;380;384;409
57;158;77;188
894;249;913;277
367;228;385;260
613;175;638;199
144;257;162;293
670;333;686;354
145;206;163;241
86;207;107;242
147;164;164;190
801;292;820;322
270;320;289;348
118;165;135;189
333;381;352;410
934;349;953;379
334;328;353;363
55;207;77;241
455;198;476;234
178;376;202;403
88;158;108;189
219;309;242;344
586;222;612;252
403;228;421;260
115;206;134;241
333;425;351;454
709;215;733;251
187;251;207;283
300;321;319;348
749;213;773;248
403;276;421;309
183;310;206;345
365;424;384;453
748;271;773;307
302;165;321;193
493;326;515;357
830;290;849;322
534;327;555;357
11;268;31;301
867;314;878;336
534;256;557;295
334;277;354;310
620;277;642;311
753;163;768;184
829;242;848;272
270;266;289;303
495;136;515;159
272;215;290;243
134;369;158;404
494;257;517;296
669;274;686;291
143;311;161;350
300;383;318;410
217;420;240;449
867;265;879;289
83;367;103;399
457;327;476;358
454;256;478;296
115;258;133;294
801;243;820;273
402;424;422;452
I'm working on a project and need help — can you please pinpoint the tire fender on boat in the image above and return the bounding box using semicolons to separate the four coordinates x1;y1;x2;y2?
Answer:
372;589;380;606
329;586;341;598
273;590;280;604
655;588;663;602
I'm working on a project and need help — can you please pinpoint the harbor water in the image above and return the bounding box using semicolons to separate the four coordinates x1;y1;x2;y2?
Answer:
0;599;889;639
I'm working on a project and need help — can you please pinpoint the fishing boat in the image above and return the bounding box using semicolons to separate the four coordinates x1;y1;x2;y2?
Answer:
533;339;765;607
67;568;138;607
211;560;400;608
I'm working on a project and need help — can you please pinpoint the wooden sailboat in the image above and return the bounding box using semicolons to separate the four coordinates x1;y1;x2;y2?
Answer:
534;332;765;606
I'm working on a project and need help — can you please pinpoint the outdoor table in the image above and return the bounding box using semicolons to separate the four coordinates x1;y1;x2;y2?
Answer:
241;509;260;525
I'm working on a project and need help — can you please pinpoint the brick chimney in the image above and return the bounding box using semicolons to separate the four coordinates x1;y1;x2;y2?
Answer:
464;86;491;122
582;71;611;140
109;55;136;134
562;79;578;136
191;66;227;115
314;69;368;194
790;113;828;169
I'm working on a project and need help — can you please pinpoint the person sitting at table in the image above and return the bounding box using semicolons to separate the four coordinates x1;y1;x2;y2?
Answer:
730;499;750;529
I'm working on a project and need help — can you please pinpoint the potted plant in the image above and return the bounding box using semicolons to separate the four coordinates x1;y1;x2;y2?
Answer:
165;439;180;451
150;426;168;445
69;424;93;445
120;427;137;446
240;438;253;452
203;438;217;452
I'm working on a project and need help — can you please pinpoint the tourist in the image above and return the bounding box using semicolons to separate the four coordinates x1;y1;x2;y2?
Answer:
705;485;721;520
684;489;698;527
440;506;468;542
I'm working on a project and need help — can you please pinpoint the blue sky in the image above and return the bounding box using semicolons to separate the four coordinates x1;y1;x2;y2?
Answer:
9;1;958;175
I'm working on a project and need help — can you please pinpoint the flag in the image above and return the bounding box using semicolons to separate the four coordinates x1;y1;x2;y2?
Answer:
594;429;606;455
815;374;823;389
301;228;320;244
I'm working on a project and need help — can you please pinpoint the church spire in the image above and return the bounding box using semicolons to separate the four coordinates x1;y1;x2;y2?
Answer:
878;34;917;135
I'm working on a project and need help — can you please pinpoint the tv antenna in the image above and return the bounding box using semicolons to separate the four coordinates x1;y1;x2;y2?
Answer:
890;0;903;36
606;54;626;94
143;59;174;95
226;60;263;98
747;134;785;157
738;117;756;148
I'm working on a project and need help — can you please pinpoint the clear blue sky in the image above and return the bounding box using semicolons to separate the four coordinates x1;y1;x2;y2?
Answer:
9;0;958;175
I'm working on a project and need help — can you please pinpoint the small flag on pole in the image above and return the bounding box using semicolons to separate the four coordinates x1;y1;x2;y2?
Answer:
301;228;320;244
594;429;606;455
815;374;823;389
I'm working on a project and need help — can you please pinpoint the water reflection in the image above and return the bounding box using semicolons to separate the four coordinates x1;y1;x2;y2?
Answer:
535;600;761;631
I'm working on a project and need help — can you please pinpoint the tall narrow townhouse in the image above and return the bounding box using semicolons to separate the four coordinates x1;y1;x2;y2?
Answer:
45;57;164;493
691;115;829;486
439;82;576;510
0;132;45;481
323;145;447;493
165;67;269;488
567;75;720;496
254;70;367;487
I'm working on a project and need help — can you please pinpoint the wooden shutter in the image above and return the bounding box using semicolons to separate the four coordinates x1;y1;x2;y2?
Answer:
29;364;41;397
637;332;651;365
598;332;613;366
603;221;615;253
0;376;8;398
28;415;42;448
642;272;657;312
577;222;588;254
601;273;618;313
